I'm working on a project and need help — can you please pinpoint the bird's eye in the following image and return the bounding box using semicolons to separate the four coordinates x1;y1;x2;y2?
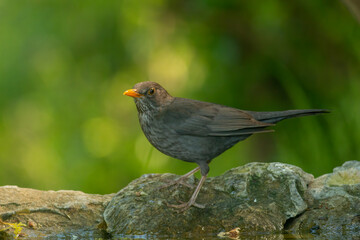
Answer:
147;88;155;95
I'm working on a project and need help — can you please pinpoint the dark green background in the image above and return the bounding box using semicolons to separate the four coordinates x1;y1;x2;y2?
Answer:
0;0;359;194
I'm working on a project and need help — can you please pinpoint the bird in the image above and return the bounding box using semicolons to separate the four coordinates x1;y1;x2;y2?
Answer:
123;81;328;211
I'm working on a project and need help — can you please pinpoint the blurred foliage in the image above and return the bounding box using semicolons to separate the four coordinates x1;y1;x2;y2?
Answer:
0;0;359;194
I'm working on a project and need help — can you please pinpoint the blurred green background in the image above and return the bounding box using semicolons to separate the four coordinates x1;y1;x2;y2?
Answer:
0;0;359;194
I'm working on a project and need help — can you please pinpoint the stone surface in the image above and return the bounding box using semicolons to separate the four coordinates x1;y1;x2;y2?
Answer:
0;186;113;238
104;162;314;237
286;161;360;239
1;161;359;239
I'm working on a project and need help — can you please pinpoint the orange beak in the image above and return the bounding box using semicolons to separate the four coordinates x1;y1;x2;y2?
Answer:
123;89;143;98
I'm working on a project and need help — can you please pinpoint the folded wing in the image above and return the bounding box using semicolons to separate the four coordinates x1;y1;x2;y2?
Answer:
160;98;273;137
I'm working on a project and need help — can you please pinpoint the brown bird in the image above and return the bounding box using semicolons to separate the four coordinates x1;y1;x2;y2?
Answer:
124;81;328;211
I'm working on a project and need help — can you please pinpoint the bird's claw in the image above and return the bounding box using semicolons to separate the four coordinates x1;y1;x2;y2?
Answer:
167;200;205;212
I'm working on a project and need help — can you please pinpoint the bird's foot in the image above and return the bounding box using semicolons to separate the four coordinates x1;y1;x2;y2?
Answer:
159;177;195;190
167;200;205;212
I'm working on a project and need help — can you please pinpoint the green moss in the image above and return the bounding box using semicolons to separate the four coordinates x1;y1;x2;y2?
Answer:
0;220;26;239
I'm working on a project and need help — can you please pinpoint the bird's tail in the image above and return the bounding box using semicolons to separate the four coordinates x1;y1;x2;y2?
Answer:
246;109;330;124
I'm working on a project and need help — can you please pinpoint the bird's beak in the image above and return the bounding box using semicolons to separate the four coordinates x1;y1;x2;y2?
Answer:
123;89;143;98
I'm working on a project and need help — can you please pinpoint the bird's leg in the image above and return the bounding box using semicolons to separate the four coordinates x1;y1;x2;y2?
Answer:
159;166;200;189
167;174;207;212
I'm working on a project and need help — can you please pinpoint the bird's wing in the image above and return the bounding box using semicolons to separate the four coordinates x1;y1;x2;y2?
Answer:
159;98;273;137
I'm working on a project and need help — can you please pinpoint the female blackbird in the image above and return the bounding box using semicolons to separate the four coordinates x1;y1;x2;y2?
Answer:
124;81;328;211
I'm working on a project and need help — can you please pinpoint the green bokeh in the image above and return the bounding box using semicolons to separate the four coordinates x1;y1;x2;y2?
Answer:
0;0;359;194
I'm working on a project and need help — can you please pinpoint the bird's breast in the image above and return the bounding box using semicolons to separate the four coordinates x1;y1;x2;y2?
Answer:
139;112;177;153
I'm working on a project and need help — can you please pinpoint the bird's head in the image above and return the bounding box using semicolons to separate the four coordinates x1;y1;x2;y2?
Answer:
123;81;173;113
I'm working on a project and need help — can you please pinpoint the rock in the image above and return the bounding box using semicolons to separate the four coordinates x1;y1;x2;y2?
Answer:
0;186;114;238
286;161;360;239
1;161;359;239
104;162;314;238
